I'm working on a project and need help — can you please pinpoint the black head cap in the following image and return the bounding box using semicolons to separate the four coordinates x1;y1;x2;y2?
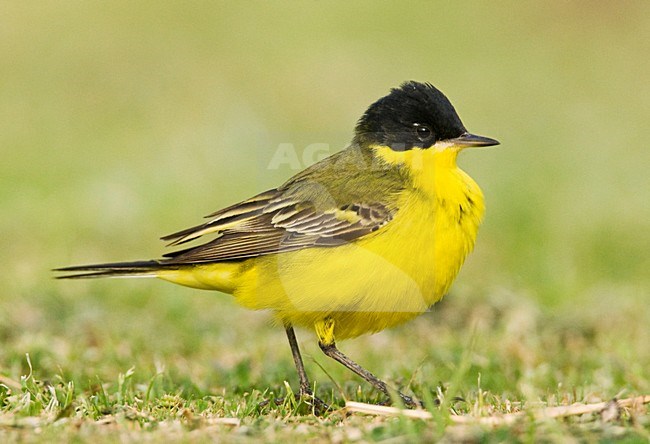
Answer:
354;81;468;151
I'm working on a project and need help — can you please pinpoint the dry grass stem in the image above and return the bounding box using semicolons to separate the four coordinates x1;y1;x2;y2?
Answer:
346;395;650;426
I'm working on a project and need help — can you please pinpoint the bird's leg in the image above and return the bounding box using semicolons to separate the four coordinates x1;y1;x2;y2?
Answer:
285;325;312;396
316;317;419;408
284;325;330;413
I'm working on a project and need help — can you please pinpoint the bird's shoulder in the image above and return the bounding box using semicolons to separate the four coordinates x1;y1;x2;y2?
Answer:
279;146;406;210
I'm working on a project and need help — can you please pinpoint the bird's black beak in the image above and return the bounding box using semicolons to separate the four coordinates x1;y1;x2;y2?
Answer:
447;132;499;147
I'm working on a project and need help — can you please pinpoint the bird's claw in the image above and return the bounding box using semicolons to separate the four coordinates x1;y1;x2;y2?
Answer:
258;387;330;415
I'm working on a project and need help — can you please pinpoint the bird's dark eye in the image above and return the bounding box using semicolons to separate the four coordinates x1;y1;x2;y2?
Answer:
413;123;433;142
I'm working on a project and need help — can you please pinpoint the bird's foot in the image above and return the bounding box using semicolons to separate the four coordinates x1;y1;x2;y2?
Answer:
258;386;330;415
376;391;431;409
298;386;331;415
399;393;423;409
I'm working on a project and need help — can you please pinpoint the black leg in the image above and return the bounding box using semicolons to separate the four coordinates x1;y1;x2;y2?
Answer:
319;341;418;408
284;325;330;414
316;317;419;408
285;325;312;394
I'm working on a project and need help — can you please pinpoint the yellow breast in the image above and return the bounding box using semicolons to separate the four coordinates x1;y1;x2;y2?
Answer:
361;145;485;304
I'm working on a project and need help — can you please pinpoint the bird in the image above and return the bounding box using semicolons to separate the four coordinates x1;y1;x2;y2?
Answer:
55;81;499;411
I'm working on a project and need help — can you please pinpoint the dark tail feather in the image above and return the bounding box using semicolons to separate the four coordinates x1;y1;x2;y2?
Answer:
53;260;169;279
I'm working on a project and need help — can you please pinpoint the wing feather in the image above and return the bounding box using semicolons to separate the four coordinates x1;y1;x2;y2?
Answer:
160;148;404;264
161;194;395;264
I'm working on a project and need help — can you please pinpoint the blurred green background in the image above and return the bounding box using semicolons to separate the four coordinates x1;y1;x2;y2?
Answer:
1;0;649;409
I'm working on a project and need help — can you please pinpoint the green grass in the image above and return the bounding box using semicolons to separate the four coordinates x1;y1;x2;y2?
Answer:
1;291;648;441
2;1;649;441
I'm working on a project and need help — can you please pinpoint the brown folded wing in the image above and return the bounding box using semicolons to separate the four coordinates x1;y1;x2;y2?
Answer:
161;189;395;264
